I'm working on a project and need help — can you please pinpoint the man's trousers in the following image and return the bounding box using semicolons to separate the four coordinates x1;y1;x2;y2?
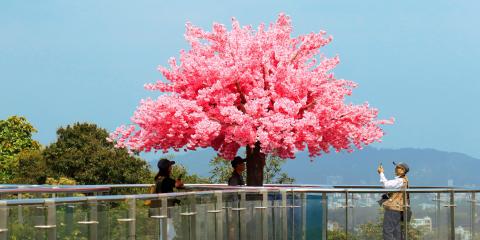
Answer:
383;209;403;240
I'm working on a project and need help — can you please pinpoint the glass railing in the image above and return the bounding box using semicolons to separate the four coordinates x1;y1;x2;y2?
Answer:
1;185;478;239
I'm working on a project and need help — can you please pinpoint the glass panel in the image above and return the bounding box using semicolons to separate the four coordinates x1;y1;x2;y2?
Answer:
193;193;217;239
6;188;480;240
135;197;160;240
7;203;54;240
287;191;306;239
223;191;242;240
105;200;133;239
304;193;324;239
173;195;198;240
269;190;284;240
327;192;348;239
437;192;452;240
455;192;473;240
474;193;479;240
349;192;383;239
244;191;264;240
406;192;437;240
56;201;89;239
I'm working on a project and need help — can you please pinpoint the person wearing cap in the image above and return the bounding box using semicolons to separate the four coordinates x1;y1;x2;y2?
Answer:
154;158;184;193
228;156;246;186
149;158;183;238
377;162;410;240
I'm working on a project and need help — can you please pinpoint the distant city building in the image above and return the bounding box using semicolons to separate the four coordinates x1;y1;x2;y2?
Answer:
411;217;432;232
455;226;472;240
327;221;341;231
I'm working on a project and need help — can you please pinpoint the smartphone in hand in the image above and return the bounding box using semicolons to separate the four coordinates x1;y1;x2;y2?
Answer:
377;163;384;174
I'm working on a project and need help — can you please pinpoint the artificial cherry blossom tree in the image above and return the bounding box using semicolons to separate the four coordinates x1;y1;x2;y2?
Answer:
110;14;393;186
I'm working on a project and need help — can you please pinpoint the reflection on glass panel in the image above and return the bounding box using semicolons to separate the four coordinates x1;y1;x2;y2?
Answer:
327;192;348;239
454;192;474;240
224;191;243;240
56;202;88;240
408;193;439;240
436;192;452;240
6;204;42;239
304;193;324;239
6;188;480;240
348;192;384;239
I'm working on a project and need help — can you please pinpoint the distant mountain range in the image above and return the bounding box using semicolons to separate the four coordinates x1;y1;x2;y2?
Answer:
147;147;480;187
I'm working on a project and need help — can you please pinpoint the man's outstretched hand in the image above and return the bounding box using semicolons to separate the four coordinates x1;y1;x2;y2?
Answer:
377;165;384;174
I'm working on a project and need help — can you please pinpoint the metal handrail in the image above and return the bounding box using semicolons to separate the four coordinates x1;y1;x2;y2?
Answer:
1;185;480;206
1;184;476;240
0;183;466;190
0;186;110;194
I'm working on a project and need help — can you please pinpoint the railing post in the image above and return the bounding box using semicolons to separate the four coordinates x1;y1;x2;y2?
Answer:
116;196;136;239
281;189;288;240
472;192;476;240
45;199;57;240
0;201;7;240
322;192;327;240
214;191;224;240
126;196;136;240
160;197;168;240
17;193;23;224
344;190;349;239
435;192;441;240
449;190;456;240
290;190;296;240
254;189;269;240
351;193;355;234
226;193;234;240
88;197;98;240
148;195;168;239
179;193;198;240
301;192;307;240
190;193;197;240
262;190;269;240
77;197;100;240
240;190;247;240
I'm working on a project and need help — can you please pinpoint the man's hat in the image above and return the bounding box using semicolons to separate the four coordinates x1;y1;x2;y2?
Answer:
231;156;246;168
393;162;409;173
157;158;175;170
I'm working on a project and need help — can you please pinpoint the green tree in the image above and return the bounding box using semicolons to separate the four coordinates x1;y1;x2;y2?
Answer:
327;229;351;240
171;164;211;184
208;155;295;184
11;149;47;184
355;211;422;240
0;116;41;183
263;155;295;184
43;122;151;184
208;156;232;184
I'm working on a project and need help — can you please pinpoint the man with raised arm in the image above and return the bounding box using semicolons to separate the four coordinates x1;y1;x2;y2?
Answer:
378;162;410;240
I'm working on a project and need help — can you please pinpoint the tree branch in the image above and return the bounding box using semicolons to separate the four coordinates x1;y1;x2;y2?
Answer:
235;81;247;113
290;49;301;64
298;92;316;116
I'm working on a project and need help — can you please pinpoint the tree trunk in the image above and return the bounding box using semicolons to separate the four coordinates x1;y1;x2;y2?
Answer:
246;142;266;186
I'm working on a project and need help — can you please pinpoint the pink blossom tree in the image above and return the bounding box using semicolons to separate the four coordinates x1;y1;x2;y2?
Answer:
110;14;393;186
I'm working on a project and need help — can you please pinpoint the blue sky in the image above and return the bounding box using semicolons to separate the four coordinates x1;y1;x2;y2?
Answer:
1;0;480;160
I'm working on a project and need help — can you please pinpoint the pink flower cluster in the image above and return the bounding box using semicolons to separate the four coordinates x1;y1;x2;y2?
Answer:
110;13;393;160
